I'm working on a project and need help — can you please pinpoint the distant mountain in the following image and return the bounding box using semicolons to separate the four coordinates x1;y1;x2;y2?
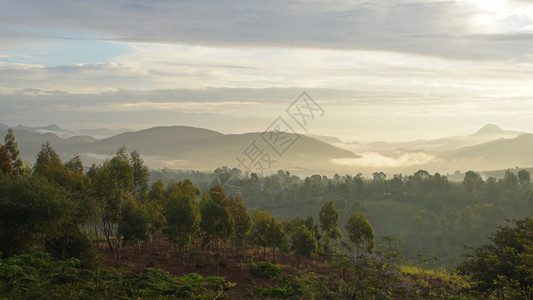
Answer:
308;134;343;144
472;124;504;135
471;124;523;137
0;129;74;159
331;124;525;154
440;133;533;170
2;123;132;140
5;123;532;176
4;126;357;174
78;128;131;139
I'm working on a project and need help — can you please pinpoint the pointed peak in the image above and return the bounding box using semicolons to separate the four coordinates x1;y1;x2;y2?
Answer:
474;124;504;135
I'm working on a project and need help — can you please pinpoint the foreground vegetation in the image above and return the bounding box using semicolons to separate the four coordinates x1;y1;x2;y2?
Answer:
0;253;234;299
0;129;531;299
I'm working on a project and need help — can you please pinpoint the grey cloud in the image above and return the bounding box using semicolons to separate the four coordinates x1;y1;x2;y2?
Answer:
1;0;531;60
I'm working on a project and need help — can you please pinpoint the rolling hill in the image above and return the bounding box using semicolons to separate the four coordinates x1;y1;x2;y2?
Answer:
4;126;358;174
4;124;532;176
439;133;533;170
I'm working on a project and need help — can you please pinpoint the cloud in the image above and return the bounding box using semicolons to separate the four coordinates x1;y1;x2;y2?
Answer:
332;151;437;168
3;43;533;95
2;0;533;60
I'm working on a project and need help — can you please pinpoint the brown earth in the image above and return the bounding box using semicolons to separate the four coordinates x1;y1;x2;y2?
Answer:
96;240;331;299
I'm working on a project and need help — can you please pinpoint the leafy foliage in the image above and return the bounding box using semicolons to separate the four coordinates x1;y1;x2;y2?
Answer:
345;212;375;252
248;261;283;279
0;253;235;299
0;176;76;256
290;225;318;257
3;128;23;175
457;217;532;298
319;200;342;251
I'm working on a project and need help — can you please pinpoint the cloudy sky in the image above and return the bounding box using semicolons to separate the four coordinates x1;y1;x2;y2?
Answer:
1;0;533;142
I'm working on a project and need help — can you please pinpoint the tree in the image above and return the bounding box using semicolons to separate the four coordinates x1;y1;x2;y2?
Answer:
199;186;234;276
463;171;483;193
518;169;531;188
130;150;149;200
266;215;286;263
248;209;287;263
147;179;166;254
291;225;318;258
248;209;271;258
319;200;342;252
4;128;23;175
93;148;134;267
502;170;519;191
163;180;201;275
34;142;69;186
65;155;83;174
344;212;375;252
119;198;150;251
0;146;15;176
0;176;76;256
457;218;532;298
65;155;88;191
229;194;251;258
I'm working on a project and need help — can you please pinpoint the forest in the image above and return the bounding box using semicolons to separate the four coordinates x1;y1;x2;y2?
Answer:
0;128;531;299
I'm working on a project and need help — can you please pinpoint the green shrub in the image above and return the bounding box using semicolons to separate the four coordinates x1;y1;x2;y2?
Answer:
248;261;283;279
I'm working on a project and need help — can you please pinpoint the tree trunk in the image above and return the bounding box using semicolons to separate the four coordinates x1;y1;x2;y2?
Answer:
61;231;70;260
103;220;120;268
176;245;184;276
152;235;157;256
94;224;99;245
216;240;220;276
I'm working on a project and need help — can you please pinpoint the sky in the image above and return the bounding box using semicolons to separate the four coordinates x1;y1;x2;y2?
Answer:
1;0;533;142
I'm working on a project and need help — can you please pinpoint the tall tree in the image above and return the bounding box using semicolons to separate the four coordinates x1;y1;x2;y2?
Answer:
518;169;531;188
163;180;201;275
34;142;69;185
119;198;150;254
229;194;251;258
291;225;318;259
4;128;23;175
266;215;286;263
0;146;15;176
345;212;375;252
463;171;483;193
248;209;287;262
130;150;149;200
147;179;166;255
94;147;133;267
319;200;342;252
199;186;234;276
248;209;271;258
65;155;88;191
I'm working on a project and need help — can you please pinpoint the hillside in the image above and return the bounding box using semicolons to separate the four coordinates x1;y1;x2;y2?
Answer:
5;126;358;173
440;133;533;170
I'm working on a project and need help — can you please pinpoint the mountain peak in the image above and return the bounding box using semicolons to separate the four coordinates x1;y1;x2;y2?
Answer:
474;124;504;135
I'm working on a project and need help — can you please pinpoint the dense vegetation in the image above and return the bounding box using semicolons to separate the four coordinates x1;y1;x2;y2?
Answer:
153;165;533;267
0;129;531;299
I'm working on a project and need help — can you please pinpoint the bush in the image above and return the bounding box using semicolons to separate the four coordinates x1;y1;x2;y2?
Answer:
248;261;283;279
0;253;235;299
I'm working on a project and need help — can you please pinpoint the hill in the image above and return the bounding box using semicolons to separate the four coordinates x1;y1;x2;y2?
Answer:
5;126;358;174
439;133;533;170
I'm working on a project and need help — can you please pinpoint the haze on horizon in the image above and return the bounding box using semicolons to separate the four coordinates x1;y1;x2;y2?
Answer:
2;0;533;143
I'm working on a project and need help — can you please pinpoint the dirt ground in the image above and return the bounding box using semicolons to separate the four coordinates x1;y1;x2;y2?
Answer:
97;240;331;299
